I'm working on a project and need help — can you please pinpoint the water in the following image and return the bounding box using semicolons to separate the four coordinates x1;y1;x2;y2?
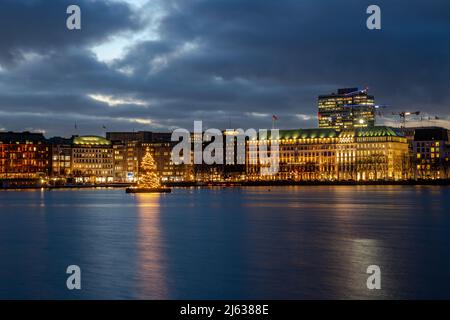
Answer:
0;186;450;300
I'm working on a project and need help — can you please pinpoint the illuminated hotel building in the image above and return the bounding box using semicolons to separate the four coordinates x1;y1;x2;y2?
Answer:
71;136;114;183
246;126;409;181
318;88;376;130
348;127;410;181
0;132;50;181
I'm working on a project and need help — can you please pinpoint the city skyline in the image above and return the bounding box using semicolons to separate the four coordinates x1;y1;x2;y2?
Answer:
2;124;450;186
0;85;448;139
3;1;450;303
1;0;450;137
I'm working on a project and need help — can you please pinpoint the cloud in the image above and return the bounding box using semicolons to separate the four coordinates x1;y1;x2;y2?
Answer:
296;114;315;121
0;0;141;66
0;0;450;137
88;94;149;107
246;112;270;118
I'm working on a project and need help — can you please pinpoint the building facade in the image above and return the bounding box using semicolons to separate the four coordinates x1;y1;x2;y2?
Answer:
246;126;409;181
107;131;194;183
107;132;152;183
191;130;247;182
112;141;127;182
0;132;50;184
142;141;194;182
413;127;450;179
4;126;450;187
71;136;114;183
48;137;73;179
109;140;142;183
353;127;410;181
318;88;376;130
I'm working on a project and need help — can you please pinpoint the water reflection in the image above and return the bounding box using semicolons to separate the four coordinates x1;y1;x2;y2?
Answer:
135;194;168;299
1;187;450;299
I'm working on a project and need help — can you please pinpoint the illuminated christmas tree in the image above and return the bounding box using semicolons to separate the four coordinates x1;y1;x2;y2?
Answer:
139;149;161;188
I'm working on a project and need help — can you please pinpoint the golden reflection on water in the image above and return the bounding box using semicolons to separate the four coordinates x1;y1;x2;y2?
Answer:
344;238;385;299
135;194;169;299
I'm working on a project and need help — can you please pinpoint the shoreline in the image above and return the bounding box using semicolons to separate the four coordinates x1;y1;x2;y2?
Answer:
1;180;450;191
167;180;450;187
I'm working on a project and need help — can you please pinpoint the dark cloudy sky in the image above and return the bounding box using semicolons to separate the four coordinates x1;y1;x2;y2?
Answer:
0;0;449;137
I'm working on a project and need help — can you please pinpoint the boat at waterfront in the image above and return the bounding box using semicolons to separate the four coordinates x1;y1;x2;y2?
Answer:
126;187;172;194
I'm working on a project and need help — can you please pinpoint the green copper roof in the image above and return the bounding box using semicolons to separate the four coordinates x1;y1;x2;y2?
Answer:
254;126;405;141
355;126;404;138
73;136;111;145
261;128;339;140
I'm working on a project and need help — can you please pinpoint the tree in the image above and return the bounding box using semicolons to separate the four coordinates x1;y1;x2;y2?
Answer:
139;149;161;188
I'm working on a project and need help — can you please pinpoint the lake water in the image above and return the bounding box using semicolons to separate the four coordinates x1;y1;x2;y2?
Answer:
0;186;450;300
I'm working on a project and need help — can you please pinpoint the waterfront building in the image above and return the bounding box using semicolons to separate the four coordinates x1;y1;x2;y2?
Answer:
106;131;172;144
190;131;221;182
111;141;127;182
0;132;50;185
413;127;450;179
107;140;143;183
223;130;246;181
318;88;376;130
71;136;114;183
352;127;410;181
247;129;339;181
107;131;193;183
188;130;247;182
107;132;165;182
48;137;73;179
142;141;194;182
246;126;409;181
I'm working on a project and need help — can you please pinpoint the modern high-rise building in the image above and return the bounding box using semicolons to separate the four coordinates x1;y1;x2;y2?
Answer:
318;87;376;130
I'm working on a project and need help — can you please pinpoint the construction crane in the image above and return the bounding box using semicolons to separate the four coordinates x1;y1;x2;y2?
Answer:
391;111;421;128
374;104;388;115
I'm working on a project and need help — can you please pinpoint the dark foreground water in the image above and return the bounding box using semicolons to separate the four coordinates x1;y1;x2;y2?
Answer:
0;186;450;300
